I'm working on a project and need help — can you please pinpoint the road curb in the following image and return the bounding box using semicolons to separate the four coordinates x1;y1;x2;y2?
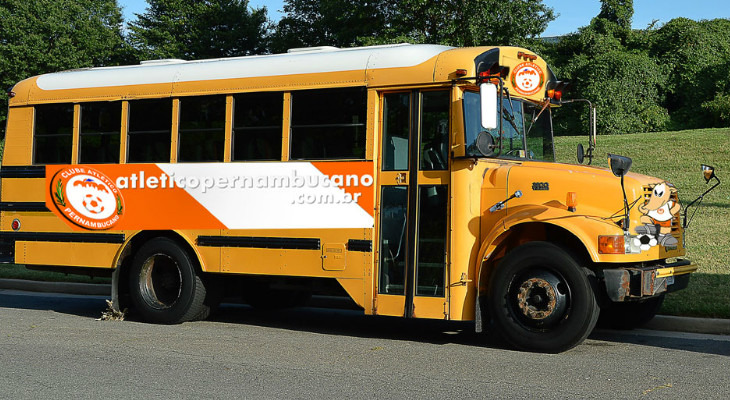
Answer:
1;278;728;336
644;315;730;336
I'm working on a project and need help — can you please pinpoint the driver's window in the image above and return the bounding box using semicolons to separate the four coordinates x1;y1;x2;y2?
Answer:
464;92;527;158
501;98;525;157
464;91;489;157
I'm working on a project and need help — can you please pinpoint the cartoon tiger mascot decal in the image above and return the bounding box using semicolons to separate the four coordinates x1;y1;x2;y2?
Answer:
634;182;680;249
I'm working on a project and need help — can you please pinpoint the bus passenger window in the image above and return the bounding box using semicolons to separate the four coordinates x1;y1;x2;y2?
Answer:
127;99;172;163
290;87;366;160
420;90;449;170
233;92;283;161
79;102;121;164
178;96;226;162
33;104;74;164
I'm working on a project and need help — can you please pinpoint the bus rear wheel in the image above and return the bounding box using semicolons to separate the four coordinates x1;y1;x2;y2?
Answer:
129;237;208;324
488;242;599;353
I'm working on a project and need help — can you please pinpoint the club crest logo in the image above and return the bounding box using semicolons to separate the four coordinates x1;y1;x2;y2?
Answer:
511;62;545;96
51;167;124;230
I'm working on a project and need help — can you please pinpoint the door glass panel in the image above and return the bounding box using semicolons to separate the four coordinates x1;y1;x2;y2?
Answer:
419;91;449;170
415;185;448;297
379;186;408;295
382;92;410;171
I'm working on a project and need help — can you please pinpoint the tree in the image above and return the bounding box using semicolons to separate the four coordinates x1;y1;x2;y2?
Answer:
270;0;395;52
127;0;269;60
596;0;633;31
0;0;128;136
650;18;730;128
393;0;556;47
271;0;555;52
558;49;669;135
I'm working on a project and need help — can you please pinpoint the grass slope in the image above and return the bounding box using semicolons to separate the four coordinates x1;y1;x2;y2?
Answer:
555;128;730;318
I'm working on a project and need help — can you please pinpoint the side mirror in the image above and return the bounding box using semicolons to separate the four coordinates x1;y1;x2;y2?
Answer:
480;83;498;130
577;143;585;164
475;131;496;157
702;164;716;183
608;153;632;177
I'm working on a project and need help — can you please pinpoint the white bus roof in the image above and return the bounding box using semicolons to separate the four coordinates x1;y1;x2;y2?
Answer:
35;44;454;91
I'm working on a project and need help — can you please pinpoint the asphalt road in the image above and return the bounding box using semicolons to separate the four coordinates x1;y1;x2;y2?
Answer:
1;290;728;399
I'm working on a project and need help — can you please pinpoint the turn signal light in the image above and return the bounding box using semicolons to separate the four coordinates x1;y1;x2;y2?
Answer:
566;192;577;212
598;235;625;254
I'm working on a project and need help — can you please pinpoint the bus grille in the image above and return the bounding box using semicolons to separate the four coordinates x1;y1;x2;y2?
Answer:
642;184;681;237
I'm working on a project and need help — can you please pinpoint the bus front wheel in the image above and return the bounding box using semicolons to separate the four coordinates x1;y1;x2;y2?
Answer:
488;242;599;353
128;237;208;324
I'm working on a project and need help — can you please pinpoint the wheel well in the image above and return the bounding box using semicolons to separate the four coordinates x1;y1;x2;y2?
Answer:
115;231;202;311
477;223;593;296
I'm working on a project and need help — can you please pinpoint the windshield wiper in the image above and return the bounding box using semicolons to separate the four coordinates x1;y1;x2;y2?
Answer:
526;101;550;136
502;107;520;133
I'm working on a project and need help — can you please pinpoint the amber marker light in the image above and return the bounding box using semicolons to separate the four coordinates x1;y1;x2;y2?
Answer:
598;235;625;254
566;192;577;212
455;69;468;77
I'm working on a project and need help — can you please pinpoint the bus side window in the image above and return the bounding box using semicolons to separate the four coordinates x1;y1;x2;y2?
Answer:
290;87;366;160
33;104;74;164
79;102;122;164
127;99;172;163
232;92;283;161
178;96;226;162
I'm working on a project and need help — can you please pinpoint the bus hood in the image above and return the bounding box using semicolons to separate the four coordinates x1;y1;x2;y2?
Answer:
503;161;682;248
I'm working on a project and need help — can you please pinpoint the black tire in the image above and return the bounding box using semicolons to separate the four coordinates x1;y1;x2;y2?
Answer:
488;242;599;353
597;294;664;330
128;237;208;324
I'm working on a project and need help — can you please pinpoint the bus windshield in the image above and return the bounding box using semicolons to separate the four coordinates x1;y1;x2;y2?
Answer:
464;91;554;162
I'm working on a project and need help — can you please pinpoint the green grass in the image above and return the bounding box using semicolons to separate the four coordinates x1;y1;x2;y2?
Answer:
555;128;730;318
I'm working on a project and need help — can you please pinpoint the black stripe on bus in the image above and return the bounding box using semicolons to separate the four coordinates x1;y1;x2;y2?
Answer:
0;232;125;244
0;202;49;212
347;239;372;252
0;166;46;178
197;236;321;250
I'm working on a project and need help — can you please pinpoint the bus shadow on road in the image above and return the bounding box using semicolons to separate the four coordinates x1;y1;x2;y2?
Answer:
586;329;730;357
0;290;109;319
3;290;727;356
209;301;505;349
209;300;730;356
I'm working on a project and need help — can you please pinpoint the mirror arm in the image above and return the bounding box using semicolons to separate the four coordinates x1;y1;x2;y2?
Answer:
682;175;721;229
561;98;597;164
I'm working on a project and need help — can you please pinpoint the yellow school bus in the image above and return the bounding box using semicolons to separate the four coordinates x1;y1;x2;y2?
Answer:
0;44;702;352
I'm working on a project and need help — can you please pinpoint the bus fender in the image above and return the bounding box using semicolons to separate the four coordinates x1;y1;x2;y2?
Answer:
474;205;620;322
110;230;207;312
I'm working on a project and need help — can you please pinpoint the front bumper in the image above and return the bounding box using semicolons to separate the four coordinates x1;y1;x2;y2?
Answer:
602;259;696;302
